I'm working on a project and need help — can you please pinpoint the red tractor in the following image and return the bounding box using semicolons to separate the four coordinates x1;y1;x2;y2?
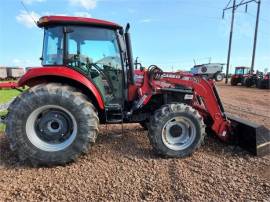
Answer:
2;16;269;166
230;66;251;86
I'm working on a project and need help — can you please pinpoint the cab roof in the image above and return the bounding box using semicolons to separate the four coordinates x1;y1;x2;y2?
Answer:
235;66;250;69
38;16;122;29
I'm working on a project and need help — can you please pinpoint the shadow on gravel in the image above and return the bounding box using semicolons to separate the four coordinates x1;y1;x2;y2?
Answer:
96;124;252;161
202;134;251;158
201;127;251;158
0;124;256;169
96;126;156;160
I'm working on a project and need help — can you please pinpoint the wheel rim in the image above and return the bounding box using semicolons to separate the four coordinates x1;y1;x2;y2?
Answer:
26;105;77;152
216;74;222;81
162;117;196;151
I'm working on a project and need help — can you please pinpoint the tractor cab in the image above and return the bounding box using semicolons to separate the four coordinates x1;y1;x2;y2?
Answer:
231;66;251;86
234;66;250;75
39;16;134;112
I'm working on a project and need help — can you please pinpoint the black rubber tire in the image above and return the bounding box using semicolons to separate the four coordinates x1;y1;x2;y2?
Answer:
230;78;237;86
244;78;252;87
214;73;224;82
256;80;263;89
148;104;206;158
257;79;270;89
265;80;270;89
5;83;99;166
140;122;148;130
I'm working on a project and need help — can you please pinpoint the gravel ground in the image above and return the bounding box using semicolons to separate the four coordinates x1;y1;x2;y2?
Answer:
0;83;269;201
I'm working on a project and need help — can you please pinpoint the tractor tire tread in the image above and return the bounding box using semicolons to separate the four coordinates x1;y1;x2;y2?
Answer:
5;83;99;166
148;103;206;158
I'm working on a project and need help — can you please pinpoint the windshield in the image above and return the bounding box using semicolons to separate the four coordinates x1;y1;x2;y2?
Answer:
235;68;249;75
42;26;122;69
66;26;121;73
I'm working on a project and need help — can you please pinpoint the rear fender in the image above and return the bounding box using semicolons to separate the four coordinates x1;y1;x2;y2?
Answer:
18;66;105;110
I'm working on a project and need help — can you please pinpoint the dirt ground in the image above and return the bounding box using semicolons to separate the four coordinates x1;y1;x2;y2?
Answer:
0;83;269;201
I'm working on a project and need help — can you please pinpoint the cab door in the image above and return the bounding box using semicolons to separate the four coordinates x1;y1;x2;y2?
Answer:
66;26;124;105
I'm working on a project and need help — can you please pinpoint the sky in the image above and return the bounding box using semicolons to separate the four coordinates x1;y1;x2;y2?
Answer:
0;0;269;72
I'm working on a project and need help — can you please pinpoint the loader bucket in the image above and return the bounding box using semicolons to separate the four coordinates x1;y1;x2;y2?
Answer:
227;114;270;156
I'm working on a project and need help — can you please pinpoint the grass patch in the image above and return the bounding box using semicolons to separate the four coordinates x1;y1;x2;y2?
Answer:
0;89;21;104
0;88;23;132
0;110;7;133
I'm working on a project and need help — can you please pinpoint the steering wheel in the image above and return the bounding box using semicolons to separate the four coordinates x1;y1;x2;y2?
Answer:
67;54;81;68
88;63;115;94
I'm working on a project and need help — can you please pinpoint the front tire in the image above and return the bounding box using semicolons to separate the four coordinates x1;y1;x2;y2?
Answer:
244;78;252;87
5;83;99;166
148;104;205;158
230;78;237;86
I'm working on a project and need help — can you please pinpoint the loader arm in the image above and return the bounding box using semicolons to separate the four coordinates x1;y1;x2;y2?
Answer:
134;71;230;140
141;73;270;156
137;71;269;156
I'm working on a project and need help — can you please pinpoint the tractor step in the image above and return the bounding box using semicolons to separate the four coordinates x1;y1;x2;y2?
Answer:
227;114;270;156
105;104;123;123
105;103;122;111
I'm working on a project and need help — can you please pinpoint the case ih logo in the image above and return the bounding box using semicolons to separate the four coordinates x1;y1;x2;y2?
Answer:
161;73;183;79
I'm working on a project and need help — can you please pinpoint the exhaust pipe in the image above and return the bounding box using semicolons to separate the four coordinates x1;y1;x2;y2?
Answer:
227;114;270;156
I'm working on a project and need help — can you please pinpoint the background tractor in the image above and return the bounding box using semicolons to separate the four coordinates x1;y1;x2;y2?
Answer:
2;16;269;166
230;66;251;86
230;66;269;88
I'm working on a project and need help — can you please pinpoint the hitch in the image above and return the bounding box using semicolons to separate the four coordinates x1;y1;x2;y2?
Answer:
227;114;270;156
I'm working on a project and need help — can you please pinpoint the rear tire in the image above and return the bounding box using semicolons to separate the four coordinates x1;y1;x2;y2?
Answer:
148;104;205;158
5;83;99;166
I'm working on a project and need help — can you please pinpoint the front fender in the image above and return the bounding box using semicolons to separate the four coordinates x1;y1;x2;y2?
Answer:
19;66;105;110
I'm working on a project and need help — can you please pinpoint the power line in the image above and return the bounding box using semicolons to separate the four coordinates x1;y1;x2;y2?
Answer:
224;0;236;84
222;0;261;84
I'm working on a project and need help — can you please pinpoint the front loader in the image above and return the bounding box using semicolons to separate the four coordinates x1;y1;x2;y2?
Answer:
3;16;270;166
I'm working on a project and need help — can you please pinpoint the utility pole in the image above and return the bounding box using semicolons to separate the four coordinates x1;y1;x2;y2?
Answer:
225;0;236;84
223;0;261;83
251;0;261;72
